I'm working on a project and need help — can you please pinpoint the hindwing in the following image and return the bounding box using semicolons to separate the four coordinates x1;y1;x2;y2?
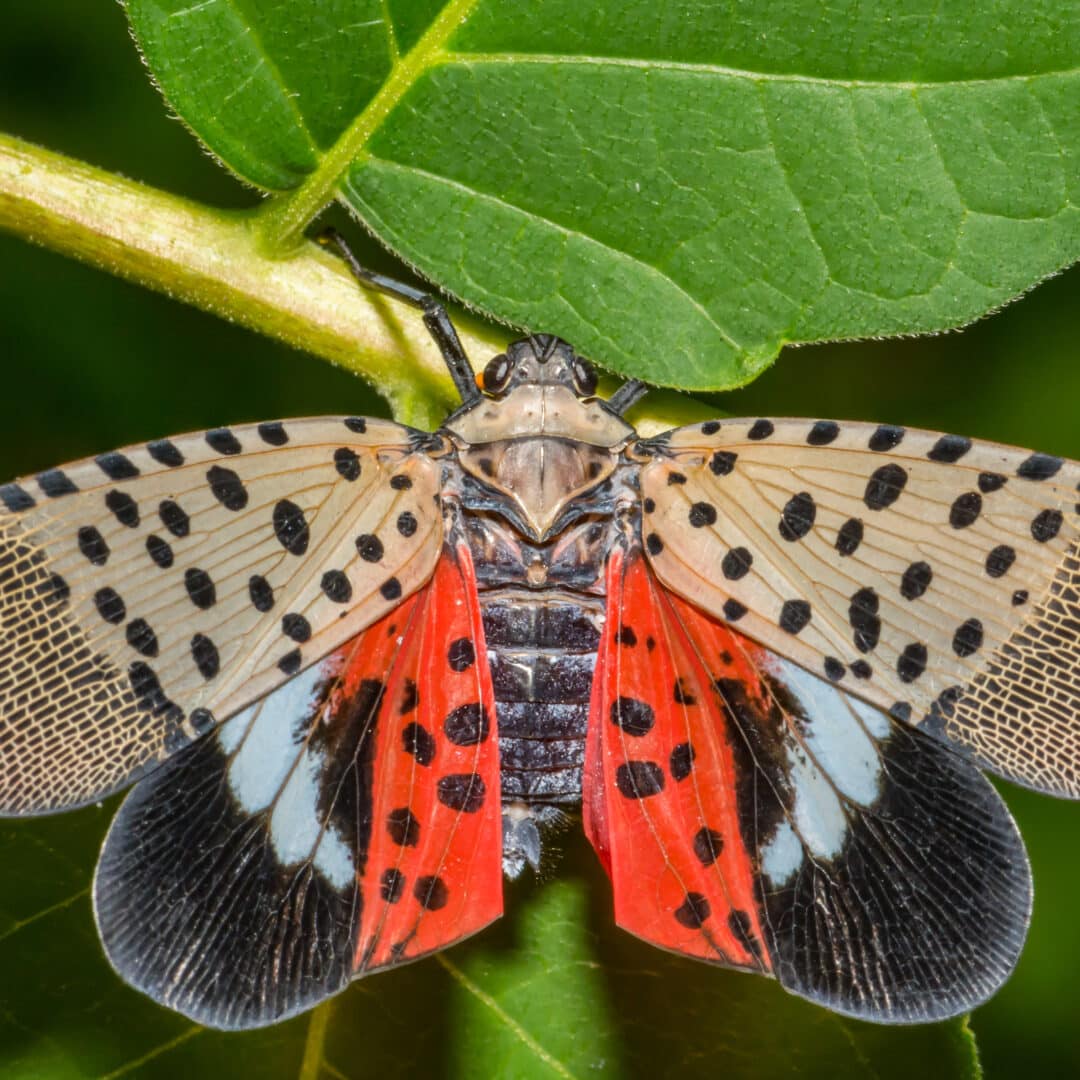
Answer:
93;540;501;1029
586;543;1031;1021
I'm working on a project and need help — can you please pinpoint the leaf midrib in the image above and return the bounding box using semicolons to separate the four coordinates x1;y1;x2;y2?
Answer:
258;0;484;250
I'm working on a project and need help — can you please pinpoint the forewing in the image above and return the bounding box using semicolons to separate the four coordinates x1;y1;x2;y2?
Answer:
641;418;1080;796
0;417;442;814
585;544;1031;1021
94;541;502;1029
583;545;771;972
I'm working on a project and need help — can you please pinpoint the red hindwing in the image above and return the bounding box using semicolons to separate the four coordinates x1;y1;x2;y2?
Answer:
329;542;503;972
584;544;771;972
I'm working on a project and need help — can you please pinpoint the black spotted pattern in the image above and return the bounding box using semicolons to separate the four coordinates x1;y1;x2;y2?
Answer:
709;450;737;476
447;638;475;671
191;633;220;679
414;876;449;911
137;533;173;577
282;613;312;642
611;696;655;736
334;447;361;481
928;434;972;463
402;722;435;766
273;500;310;556
864;463;907;510
807;420;840;445
949;492;982;529
184;568;216;610
126;618;159;658
849;587;881;654
77;525;109;566
869;424;905;451
723;598;747;621
688;502;717;528
778;599;811;635
257;421;288;446
443;704;490;746
1017;453;1062;481
674;891;711;928
721;546;753;580
1031;509;1063;543
159;499;190;537
387;807;420;846
952;618;984;658
397;511;418;537
835;517;864;556
615;761;665;798
692;827;723;865
748;419;774;440
105;490;139;528
381;577;403;601
897;643;929;683
437;773;486;812
206;428;242;455
356;534;384;562
206;466;248;510
249;574;274;611
147;439;184;467
900;561;932;600
670;742;695;781
94;587;126;624
779;492;816;542
38;469;79;497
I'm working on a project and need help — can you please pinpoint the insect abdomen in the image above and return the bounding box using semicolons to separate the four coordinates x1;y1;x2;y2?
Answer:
480;591;602;807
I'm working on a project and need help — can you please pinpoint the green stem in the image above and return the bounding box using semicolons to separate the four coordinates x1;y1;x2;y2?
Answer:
0;131;502;426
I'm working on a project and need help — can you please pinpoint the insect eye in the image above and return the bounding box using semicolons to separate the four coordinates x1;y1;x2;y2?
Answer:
571;358;598;397
482;354;511;394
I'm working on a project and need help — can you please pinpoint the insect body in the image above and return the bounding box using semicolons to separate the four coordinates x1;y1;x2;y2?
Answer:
1;241;1077;1029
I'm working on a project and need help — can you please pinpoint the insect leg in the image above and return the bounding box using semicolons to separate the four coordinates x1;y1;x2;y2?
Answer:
317;228;480;406
605;379;649;416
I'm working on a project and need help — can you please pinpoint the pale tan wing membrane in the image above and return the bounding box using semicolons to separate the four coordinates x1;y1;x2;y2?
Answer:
0;417;443;814
641;418;1079;797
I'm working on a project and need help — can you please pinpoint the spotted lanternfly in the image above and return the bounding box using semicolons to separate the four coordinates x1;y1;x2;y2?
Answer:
1;230;1077;1030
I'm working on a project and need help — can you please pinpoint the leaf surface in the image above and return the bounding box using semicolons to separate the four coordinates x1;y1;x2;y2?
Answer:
126;0;1080;387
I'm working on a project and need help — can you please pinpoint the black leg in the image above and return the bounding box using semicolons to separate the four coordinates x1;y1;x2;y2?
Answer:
606;379;648;416
317;228;480;406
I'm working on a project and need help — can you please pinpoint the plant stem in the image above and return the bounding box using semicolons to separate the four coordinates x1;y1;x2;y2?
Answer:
0;131;501;428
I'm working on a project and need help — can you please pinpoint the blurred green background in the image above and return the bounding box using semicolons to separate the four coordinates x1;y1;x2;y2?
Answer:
0;3;1077;1078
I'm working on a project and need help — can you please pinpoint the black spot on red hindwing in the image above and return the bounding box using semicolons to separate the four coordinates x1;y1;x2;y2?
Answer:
728;910;764;960
402;722;435;765
437;773;486;812
616;761;665;798
206;465;248;510
387;807;420;846
414;875;449;910
610;696;655;736
380;868;405;903
692;827;723;866
673;678;697;705
399;678;419;715
864;463;907;510
670;742;696;781
443;703;490;746
447;637;475;671
674;891;711;928
616;624;638;646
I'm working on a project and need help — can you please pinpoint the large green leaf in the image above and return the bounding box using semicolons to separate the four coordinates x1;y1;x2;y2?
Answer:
125;0;1080;388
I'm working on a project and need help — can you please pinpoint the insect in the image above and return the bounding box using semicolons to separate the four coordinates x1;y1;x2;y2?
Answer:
1;231;1077;1031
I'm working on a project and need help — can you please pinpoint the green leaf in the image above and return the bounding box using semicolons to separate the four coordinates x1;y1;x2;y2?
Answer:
125;0;1080;388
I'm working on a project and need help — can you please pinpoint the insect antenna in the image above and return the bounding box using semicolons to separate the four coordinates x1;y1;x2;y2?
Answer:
317;228;481;406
